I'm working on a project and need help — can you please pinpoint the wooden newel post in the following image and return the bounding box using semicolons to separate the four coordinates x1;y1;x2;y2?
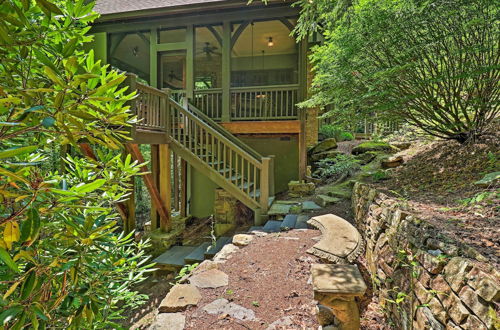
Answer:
163;88;171;136
124;73;138;140
260;157;271;213
268;155;275;197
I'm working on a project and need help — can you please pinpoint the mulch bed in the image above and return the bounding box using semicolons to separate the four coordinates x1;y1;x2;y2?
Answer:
183;229;388;329
184;229;322;329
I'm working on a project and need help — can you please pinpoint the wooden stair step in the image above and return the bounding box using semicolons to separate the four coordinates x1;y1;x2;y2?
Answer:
262;220;282;233
184;242;212;264
280;214;298;231
204;237;231;258
153;245;198;268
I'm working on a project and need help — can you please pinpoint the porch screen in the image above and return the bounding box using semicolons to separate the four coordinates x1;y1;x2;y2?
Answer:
108;31;151;84
231;19;298;87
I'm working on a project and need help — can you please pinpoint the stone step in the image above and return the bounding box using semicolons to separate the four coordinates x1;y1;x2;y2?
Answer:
153;245;198;268
204;237;231;259
184;242;212;264
295;215;310;229
280;214;298;231
248;226;264;232
262;220;282;233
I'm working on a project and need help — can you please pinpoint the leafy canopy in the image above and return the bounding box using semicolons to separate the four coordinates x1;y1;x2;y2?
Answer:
0;0;153;328
302;0;499;143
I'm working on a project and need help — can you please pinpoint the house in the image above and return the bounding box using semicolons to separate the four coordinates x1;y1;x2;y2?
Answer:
88;0;319;231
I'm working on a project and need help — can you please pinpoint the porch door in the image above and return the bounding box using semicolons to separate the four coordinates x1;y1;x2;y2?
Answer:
159;50;187;102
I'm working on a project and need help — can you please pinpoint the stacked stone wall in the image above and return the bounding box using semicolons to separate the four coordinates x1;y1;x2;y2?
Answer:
352;183;499;329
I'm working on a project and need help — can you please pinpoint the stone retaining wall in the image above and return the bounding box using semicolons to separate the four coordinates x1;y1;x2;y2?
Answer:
352;182;499;329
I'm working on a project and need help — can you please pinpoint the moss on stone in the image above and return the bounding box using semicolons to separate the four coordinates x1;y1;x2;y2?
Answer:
352;141;397;155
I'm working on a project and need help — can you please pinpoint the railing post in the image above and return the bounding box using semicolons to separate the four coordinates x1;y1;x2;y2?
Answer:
163;88;171;137
260;157;271;213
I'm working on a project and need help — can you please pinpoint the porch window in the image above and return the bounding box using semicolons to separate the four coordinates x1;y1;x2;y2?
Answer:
108;31;151;83
194;24;223;89
231;19;298;87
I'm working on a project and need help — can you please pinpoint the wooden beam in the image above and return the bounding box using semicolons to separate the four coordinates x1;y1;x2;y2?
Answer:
231;21;250;49
207;25;222;47
220;120;301;134
150;144;160;229
150;28;158;87
180;159;187;217
278;18;295;32
186;25;194;100
159;144;171;231
136;32;150;45
126;144;171;231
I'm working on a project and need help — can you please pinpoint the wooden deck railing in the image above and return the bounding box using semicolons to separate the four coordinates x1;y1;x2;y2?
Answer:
230;84;299;120
193;89;223;120
136;83;169;131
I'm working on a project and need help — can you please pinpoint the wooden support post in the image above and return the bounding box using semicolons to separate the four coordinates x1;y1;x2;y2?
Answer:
221;20;231;122
180;159;188;217
159;144;171;231
260;157;271;213
186;25;194;101
173;152;180;211
150;144;160;229
298;39;309;181
268;155;275;197
126;144;171;231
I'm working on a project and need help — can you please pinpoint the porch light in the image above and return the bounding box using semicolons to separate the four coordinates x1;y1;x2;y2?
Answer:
267;37;274;47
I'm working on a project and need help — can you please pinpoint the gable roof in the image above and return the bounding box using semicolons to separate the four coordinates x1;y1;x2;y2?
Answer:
94;0;238;16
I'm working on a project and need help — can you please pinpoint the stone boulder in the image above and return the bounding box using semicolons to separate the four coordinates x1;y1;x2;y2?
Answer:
288;180;315;197
351;141;396;155
391;142;412;150
311;150;343;162
354;151;378;165
381;156;404;169
309;138;338;156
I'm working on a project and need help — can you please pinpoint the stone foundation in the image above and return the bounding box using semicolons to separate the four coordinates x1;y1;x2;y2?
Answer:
147;216;187;258
352;183;499;329
213;189;237;236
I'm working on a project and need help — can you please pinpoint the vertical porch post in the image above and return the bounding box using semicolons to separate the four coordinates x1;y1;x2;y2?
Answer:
186;25;195;101
221;20;231;122
298;40;308;181
150;144;160;229
159;144;172;231
150;28;158;88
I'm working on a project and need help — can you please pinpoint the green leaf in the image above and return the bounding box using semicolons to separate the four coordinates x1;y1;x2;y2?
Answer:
43;66;65;87
0;167;29;184
0;306;23;325
63;38;78;57
0;146;37;159
0;247;20;273
20;271;37;300
20;208;40;242
41;117;56;128
73;179;106;193
36;0;63;15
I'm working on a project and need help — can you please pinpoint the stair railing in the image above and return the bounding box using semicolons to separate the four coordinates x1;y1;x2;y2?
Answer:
126;74;273;213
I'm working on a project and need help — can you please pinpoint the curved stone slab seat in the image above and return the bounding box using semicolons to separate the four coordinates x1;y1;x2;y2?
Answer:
307;214;363;263
312;264;367;330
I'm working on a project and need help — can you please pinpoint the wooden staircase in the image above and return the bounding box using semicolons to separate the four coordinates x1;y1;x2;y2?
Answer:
128;75;275;222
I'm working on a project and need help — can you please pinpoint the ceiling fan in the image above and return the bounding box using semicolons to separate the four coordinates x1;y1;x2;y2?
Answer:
196;42;221;59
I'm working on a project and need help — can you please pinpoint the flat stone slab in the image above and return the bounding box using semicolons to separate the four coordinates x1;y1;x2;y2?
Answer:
315;195;341;207
189;269;229;288
159;284;201;312
184;242;211;264
232;234;254;246
280;214;298;231
154;246;198;268
203;298;256;321
149;313;186;330
263;220;283;233
295;215;310;229
268;203;293;216
204;237;231;258
312;264;367;297
302;201;323;211
307;214;363;263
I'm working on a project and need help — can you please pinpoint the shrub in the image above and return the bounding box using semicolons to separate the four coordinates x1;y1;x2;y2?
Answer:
305;0;499;143
0;1;153;328
313;154;360;180
319;124;354;142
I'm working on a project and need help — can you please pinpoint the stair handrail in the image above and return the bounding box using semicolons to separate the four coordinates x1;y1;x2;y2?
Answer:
168;98;264;169
186;102;263;161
